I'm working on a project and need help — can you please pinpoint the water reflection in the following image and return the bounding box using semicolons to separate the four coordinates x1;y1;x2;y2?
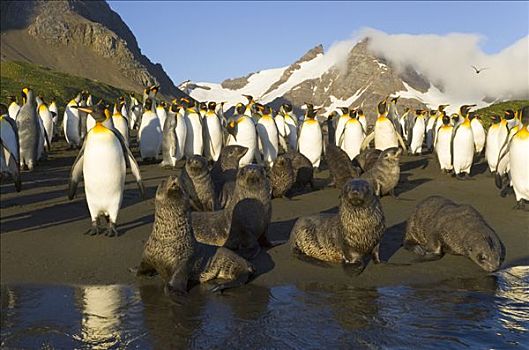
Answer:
1;267;528;349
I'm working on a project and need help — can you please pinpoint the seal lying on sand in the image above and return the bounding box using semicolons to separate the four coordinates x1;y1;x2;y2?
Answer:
360;147;401;197
289;178;385;273
404;195;505;272
193;164;272;259
137;176;254;299
180;155;216;211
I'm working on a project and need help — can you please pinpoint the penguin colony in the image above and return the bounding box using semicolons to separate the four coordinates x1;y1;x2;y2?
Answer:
1;85;525;298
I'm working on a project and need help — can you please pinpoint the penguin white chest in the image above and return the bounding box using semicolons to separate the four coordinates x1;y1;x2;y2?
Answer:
509;129;529;201
375;118;397;150
204;114;223;161
139;112;162;159
410;117;426;154
184;113;203;156
256;117;279;165
452;124;474;174
342;121;364;160
485;126;500;171
435;127;453;170
299;121;322;167
83;131;126;221
229;118;257;166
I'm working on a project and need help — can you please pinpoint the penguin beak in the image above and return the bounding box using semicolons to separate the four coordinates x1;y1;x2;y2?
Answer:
227;121;237;140
74;107;94;114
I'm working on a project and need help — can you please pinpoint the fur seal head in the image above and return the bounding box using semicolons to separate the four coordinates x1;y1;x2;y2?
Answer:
467;233;505;272
185;156;209;178
380;147;402;162
341;179;375;207
156;175;189;210
237;164;267;188
219;145;248;167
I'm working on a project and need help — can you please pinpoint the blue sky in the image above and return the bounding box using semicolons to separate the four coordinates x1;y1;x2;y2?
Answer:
108;1;529;84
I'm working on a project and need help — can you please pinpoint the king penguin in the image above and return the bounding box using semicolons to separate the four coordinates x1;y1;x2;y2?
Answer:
49;97;59;139
156;101;168;130
36;96;53;149
507;105;529;209
434;112;453;174
469;112;486;154
64;92;83;148
183;99;204;157
495;110;516;178
338;109;365;160
298;103;323;168
361;98;407;151
357;108;367;133
226;102;260;166
138;98;162;161
280;103;298;151
450;104;476;179
69;102;144;236
203;101;223;162
256;104;279;167
485;114;501;173
387;96;404;137
7;96;20;120
334;107;351;147
0;104;21;191
408;109;426;155
17;88;40;170
112;101;129;145
129;93;142;130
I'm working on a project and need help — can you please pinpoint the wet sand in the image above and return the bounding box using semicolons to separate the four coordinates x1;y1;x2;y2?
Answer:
1;140;528;289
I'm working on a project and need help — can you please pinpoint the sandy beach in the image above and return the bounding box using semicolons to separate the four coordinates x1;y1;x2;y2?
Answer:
1;140;528;289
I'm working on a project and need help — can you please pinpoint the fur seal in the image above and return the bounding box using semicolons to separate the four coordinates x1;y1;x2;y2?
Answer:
360;147;401;197
283;151;315;191
403;196;505;272
353;148;382;173
289;178;385;272
137;176;254;299
270;154;295;198
179;155;216;211
210;145;248;207
192;164;272;258
325;142;360;189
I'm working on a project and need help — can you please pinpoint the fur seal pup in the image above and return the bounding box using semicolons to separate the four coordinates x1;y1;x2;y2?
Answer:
210;145;248;207
325;142;360;189
283;151;315;191
270;154;295;198
404;196;505;272
360;147;401;197
192;164;272;258
179;155;216;211
289;178;385;273
353;148;382;173
137;176;254;299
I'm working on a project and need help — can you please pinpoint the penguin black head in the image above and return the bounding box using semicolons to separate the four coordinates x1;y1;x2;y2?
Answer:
304;103;314;111
339;107;349;115
235;103;245;115
460;104;477;117
469;112;479;120
415;109;423;115
377;98;388;115
438;104;449;112
227;120;238;140
0;103;8;116
262;105;272;115
490;114;500;123
504;110;515;120
442;113;450;125
170;102;181;113
207;101;216;111
76;101;108;122
357;108;364;115
350;109;358;118
391;96;400;104
305;106;318;119
282;103;293;113
430;110;437;116
199;102;207;111
242;94;254;103
327;111;338;121
8;96;17;103
144;98;153;111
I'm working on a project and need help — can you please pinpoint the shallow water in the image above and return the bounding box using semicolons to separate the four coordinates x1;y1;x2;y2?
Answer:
1;267;528;349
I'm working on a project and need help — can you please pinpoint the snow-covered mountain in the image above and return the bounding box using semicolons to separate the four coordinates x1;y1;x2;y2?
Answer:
182;39;480;121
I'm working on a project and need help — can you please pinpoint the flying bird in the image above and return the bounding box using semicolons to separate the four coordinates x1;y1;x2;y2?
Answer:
471;66;489;74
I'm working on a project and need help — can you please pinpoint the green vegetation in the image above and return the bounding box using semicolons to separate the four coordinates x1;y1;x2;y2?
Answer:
475;100;529;128
1;60;138;114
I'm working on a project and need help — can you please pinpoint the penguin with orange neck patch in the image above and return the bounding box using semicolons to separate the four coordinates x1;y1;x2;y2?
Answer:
68;102;144;236
507;106;529;209
361;98;407;152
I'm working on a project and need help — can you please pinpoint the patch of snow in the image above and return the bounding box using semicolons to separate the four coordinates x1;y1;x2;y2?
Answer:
373;59;388;70
324;86;367;114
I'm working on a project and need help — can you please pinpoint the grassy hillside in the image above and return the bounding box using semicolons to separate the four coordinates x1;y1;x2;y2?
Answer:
475;100;529;128
0;60;138;114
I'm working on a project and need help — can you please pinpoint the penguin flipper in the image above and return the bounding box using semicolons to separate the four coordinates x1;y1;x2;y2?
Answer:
360;131;375;150
450;124;461;168
496;133;512;170
396;130;407;151
68;142;86;200
2;115;20;160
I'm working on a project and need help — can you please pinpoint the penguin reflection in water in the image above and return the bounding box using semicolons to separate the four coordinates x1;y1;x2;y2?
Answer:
68;102;144;236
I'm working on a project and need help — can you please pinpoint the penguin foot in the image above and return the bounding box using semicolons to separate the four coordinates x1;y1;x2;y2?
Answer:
105;223;119;237
513;200;527;210
85;224;101;236
500;186;513;198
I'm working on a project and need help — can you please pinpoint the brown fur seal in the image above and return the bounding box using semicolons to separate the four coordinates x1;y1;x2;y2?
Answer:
325;142;360;189
289;178;385;273
192;164;272;259
360;147;401;197
283;151;314;191
404;196;505;272
270;154;295;198
179;155;216;211
353;148;382;173
211;145;248;208
137;176;254;299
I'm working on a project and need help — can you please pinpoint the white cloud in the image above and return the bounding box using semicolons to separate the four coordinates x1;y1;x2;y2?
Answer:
359;28;529;102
